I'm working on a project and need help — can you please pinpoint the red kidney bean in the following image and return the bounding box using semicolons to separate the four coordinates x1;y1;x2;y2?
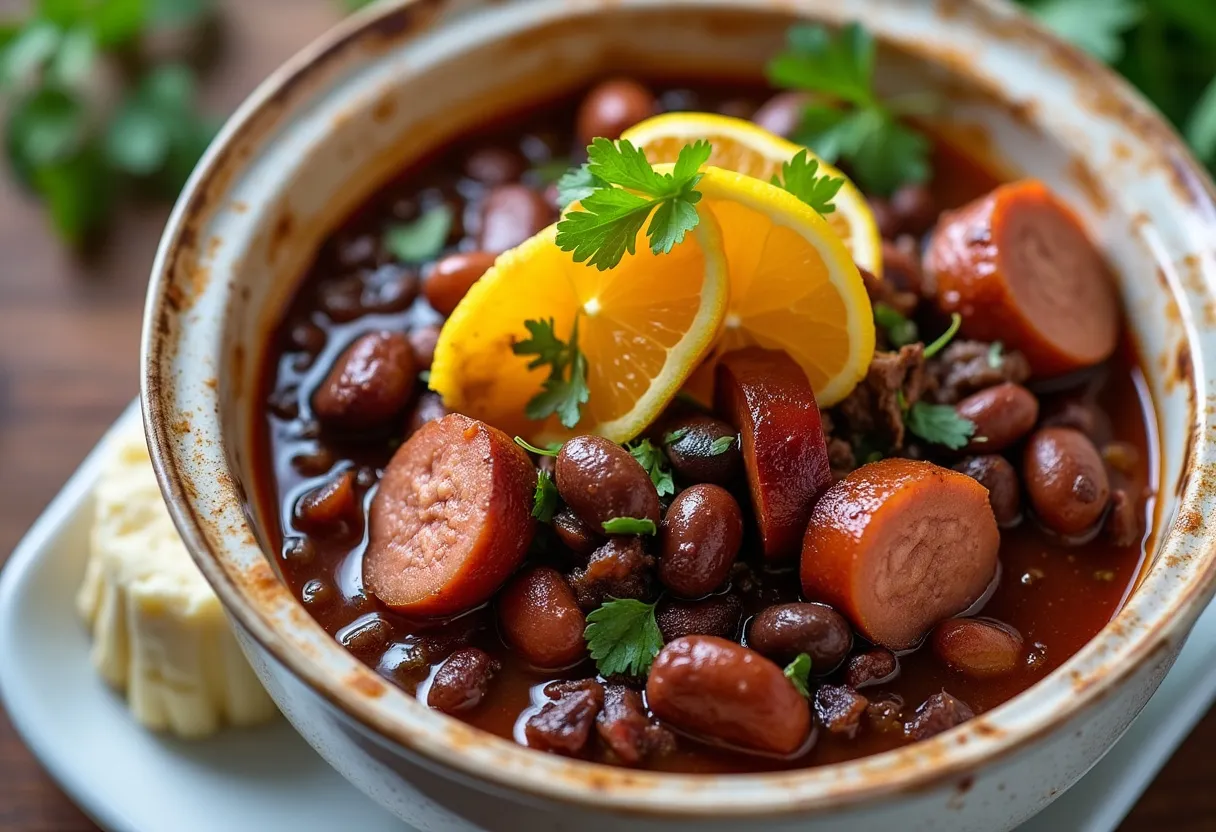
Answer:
956;382;1039;452
746;602;852;672
463;146;525;186
871;183;937;239
424;251;496;317
312;332;416;430
750;91;812;138
426;648;500;714
646;636;811;756
658;484;743;598
1024;427;1110;536
555;435;660;532
551;509;602;557
408;325;441;371
498;567;586;669
406;391;448;437
294;471;356;531
477;185;554;253
661;414;742;485
576;78;657;146
953;455;1022;527
932;618;1024;678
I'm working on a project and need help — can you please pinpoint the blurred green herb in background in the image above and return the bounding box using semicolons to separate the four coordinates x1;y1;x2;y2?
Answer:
1016;0;1216;170
0;0;218;247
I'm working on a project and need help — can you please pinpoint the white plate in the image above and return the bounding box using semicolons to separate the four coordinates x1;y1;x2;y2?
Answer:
1;401;1213;832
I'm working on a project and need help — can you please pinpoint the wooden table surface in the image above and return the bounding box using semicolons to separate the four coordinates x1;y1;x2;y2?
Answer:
0;1;1214;829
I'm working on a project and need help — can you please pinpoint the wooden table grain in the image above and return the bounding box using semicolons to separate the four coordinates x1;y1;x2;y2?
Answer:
0;1;1213;830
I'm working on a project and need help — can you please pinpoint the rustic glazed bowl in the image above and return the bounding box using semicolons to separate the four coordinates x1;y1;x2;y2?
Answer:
141;0;1216;829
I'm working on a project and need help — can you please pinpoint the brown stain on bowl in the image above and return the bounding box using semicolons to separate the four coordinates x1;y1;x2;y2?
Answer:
268;208;296;266
348;673;387;698
1067;156;1109;214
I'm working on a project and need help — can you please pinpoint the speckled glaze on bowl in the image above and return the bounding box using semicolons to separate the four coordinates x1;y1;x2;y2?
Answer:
140;1;1216;829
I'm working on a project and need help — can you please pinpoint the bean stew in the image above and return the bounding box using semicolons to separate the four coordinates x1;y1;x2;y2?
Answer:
254;67;1155;773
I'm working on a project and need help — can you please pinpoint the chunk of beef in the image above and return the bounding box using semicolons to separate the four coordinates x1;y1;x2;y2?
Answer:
835;344;928;449
904;691;975;740
861;267;918;318
821;411;857;479
882;235;925;296
844;648;899;689
525;681;605;755
928;341;1031;404
814;684;869;739
596;685;676;765
866;693;905;734
567;537;655;611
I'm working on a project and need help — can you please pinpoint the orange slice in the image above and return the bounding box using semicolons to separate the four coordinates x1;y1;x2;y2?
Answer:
428;211;729;445
622;112;882;277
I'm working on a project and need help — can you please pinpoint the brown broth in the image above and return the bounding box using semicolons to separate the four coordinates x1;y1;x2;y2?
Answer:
252;80;1155;773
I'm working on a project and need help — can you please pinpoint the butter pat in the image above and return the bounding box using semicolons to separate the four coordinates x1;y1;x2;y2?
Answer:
76;423;277;738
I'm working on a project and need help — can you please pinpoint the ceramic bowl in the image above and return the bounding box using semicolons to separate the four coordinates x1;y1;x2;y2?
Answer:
141;1;1216;829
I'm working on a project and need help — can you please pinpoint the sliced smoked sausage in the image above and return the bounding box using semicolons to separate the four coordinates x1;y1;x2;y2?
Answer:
800;459;999;650
924;180;1119;376
715;348;832;560
365;413;536;616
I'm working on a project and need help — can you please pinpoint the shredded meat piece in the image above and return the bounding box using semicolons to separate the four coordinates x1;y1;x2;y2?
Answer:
814;685;869;739
1104;489;1141;547
861;266;918;318
835;344;928;449
881;236;925;296
596;685;675;765
928;340;1031;404
866;693;905;734
821;411;857;478
525;682;605;755
567;537;655;611
844;649;899;689
904;691;975;740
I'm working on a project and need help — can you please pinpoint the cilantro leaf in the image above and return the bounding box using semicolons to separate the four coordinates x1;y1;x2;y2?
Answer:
783;653;813;698
626;438;675;497
584;598;663;677
555;162;607;209
663;427;690;444
532;469;558;523
512;317;590;429
987;341;1004;369
770;22;932;196
514;436;561;457
906;402;976;450
1028;0;1143;64
384;204;452;263
602;516;657;535
923;313;962;359
708;435;736;455
770;149;844;214
873;302;919;347
554;138;711;270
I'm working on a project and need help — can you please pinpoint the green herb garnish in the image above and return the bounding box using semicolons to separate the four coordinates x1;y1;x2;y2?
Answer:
906;402;976;450
531;469;559;523
770;148;845;214
987;341;1004;369
514;436;561;457
766;22;931;196
512;317;590;429
626;438;675;497
783;653;813;697
555;163;606;210
663;427;691;445
873;302;919;348
584;598;664;677
1027;0;1143;63
708;435;737;455
602;516;658;536
554;138;712;270
384;204;452;263
922;313;962;359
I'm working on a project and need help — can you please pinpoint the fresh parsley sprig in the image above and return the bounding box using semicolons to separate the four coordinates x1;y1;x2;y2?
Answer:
514;436;561;457
766;22;931;196
584;598;664;677
906;401;976;450
783;653;813;697
602;516;657;536
554;138;712;270
531;469;559;523
923;313;962;359
873;303;919;348
771;149;845;214
512;317;590;429
626;438;675;497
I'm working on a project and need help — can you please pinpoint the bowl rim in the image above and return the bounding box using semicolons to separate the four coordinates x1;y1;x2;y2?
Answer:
141;0;1216;818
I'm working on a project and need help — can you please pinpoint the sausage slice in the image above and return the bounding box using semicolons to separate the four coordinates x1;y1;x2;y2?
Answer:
365;413;536;616
801;459;999;650
924;180;1119;376
715;348;832;560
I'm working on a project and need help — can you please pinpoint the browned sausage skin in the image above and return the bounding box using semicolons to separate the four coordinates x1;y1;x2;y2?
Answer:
801;459;1000;650
365;414;536;616
924;180;1119;376
715;347;832;560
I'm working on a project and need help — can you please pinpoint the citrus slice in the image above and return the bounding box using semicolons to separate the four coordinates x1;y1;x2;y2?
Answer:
429;210;729;445
622;112;882;277
689;166;875;408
